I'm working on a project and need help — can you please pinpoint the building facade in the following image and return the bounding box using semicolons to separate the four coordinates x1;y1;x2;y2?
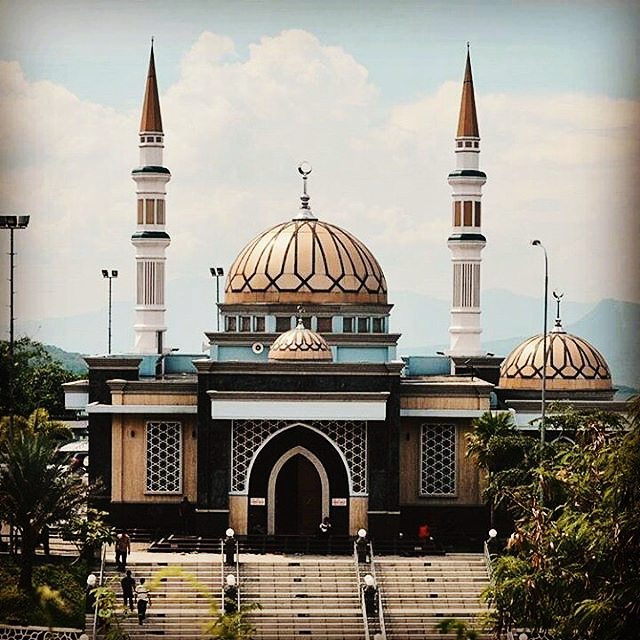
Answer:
64;46;620;545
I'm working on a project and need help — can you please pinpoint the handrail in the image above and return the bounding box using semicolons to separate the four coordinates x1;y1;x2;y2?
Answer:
219;539;225;612
91;542;107;640
234;538;240;609
369;542;387;640
353;542;371;640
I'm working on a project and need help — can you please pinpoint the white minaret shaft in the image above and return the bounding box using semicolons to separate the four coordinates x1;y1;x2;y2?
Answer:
447;49;486;357
131;43;171;354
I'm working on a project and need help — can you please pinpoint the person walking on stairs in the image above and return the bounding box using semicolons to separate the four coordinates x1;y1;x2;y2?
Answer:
121;570;135;611
135;577;151;624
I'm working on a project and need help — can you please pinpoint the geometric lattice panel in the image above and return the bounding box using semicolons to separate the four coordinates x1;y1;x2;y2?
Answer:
420;423;456;496
231;420;367;495
146;421;182;493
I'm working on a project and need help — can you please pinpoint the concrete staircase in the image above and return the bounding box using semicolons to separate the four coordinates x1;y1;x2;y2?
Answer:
242;557;366;639
91;557;223;638
375;553;491;639
90;552;491;639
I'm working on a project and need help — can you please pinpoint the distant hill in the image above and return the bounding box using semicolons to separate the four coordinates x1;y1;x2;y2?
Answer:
44;344;88;375
17;287;639;390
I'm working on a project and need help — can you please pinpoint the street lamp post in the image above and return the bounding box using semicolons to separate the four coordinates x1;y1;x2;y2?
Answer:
209;267;224;332
101;269;118;354
531;240;548;446
0;215;30;439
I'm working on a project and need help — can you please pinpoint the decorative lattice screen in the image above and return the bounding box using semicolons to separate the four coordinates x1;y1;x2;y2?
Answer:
146;421;182;493
231;420;367;495
420;423;456;496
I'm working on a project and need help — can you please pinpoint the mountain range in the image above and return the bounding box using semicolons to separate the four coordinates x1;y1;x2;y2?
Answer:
18;283;639;390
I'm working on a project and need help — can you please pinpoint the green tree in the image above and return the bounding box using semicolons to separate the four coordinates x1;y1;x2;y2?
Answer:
466;411;534;525
0;430;88;590
0;337;80;420
485;402;640;639
59;508;116;561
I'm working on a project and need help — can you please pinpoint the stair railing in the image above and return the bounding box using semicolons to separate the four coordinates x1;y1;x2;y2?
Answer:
369;541;387;640
353;541;371;640
219;539;225;612
234;538;241;609
91;541;107;640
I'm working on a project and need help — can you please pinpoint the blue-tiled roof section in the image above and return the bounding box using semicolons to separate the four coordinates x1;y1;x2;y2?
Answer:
403;355;451;376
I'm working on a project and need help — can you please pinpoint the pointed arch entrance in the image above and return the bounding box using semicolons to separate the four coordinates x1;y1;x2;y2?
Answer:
247;424;350;535
268;446;329;534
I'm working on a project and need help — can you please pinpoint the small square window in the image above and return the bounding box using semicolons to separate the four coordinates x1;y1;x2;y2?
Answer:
372;317;384;333
137;200;144;225
239;316;251;332
357;317;369;333
474;202;481;227
225;316;237;332
343;317;354;333
275;316;291;332
254;316;265;332
155;136;162;142
317;317;333;333
456;141;464;148
156;200;165;224
464;141;473;147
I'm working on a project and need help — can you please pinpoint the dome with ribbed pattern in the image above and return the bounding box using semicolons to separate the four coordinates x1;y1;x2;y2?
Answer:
225;219;387;305
268;320;333;362
499;326;612;391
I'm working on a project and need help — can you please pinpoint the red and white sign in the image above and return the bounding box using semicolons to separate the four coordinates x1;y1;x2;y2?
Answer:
250;497;266;506
331;498;347;507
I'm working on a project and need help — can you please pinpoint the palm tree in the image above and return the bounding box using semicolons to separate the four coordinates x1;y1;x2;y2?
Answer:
0;430;87;590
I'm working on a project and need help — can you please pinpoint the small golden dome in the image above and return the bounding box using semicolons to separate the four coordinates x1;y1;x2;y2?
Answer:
499;328;612;391
225;219;387;305
268;320;333;362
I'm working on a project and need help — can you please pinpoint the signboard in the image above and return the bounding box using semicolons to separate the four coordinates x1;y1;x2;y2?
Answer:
250;497;266;506
331;498;347;507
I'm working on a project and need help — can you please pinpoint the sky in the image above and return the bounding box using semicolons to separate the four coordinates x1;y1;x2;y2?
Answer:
0;0;639;353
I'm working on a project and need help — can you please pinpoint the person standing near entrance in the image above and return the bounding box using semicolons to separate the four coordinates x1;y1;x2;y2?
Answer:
224;574;238;614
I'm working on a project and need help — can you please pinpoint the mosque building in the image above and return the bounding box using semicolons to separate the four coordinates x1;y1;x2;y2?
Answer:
63;45;620;544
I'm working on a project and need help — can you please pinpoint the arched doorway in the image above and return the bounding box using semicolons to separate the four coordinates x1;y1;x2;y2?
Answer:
274;454;322;534
246;424;350;536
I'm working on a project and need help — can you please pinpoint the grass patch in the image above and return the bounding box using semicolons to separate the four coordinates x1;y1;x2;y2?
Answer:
0;556;88;628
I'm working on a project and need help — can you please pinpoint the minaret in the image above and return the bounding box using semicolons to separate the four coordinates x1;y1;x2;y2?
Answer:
131;42;171;354
447;47;486;357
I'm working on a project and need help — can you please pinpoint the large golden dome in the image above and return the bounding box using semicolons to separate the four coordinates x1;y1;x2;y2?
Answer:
268;319;333;362
499;327;612;392
225;218;387;305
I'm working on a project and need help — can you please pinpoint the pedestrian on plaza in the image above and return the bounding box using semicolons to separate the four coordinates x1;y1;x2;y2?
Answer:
223;528;237;566
179;496;194;534
135;577;151;624
319;516;332;538
355;528;370;563
115;530;131;571
121;569;136;611
224;574;238;614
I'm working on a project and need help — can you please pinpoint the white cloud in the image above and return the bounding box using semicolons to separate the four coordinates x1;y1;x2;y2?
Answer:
0;30;638;351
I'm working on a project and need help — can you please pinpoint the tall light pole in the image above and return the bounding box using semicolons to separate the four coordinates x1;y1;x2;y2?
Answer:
531;240;548;446
0;215;30;439
101;269;118;354
209;267;224;332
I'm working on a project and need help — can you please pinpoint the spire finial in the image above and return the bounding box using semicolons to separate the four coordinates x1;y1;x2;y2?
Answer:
151;35;154;47
296;305;306;328
293;161;317;220
553;290;565;331
140;39;163;133
456;46;479;138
